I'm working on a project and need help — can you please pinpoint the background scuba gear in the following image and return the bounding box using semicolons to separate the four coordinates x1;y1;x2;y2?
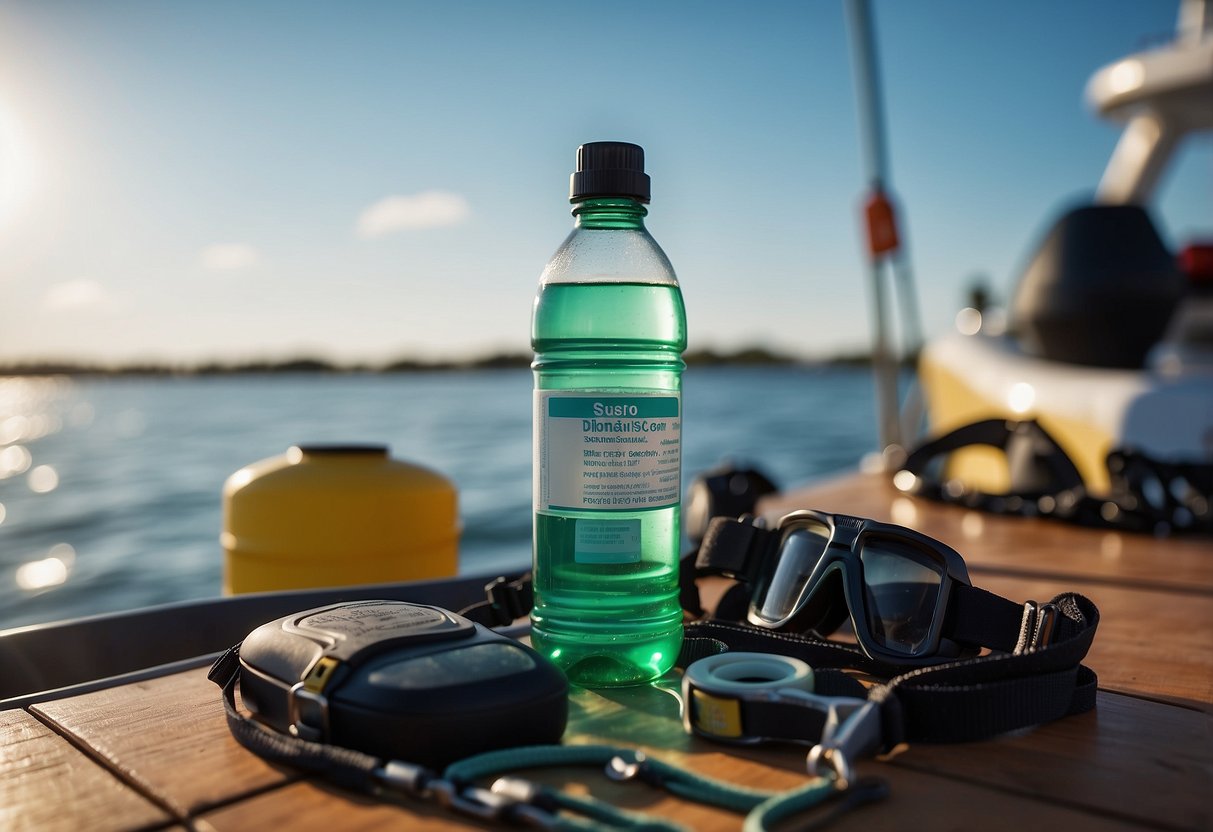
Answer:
898;418;1213;535
684;462;780;545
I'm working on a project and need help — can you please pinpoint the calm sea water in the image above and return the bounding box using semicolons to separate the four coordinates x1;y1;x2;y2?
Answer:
0;368;880;630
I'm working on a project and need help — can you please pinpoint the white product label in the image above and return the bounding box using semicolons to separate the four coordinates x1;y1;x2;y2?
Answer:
574;519;642;564
535;392;681;513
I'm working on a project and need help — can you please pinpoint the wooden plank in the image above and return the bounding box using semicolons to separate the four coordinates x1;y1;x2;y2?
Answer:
563;684;1209;831
762;473;1213;592
19;654;1206;831
198;759;1158;832
827;765;1158;832
200;685;1208;831
0;708;175;832
30;668;297;818
198;781;495;831
884;691;1212;832
977;573;1213;705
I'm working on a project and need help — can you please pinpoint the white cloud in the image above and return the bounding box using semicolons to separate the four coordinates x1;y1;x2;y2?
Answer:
201;243;260;271
355;191;471;238
43;279;110;310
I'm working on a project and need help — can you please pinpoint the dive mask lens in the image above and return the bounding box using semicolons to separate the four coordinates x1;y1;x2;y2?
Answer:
859;537;945;655
750;519;833;628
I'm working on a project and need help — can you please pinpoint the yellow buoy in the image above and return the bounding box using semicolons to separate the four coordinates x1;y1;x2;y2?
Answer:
221;444;459;594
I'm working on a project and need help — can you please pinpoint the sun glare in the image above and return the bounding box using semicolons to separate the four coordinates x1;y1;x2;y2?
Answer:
0;97;38;228
15;544;76;592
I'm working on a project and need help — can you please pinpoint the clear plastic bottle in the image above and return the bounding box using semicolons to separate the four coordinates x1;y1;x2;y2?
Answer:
530;142;687;687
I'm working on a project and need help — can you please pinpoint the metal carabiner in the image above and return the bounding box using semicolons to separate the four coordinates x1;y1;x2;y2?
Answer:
383;773;561;830
490;777;563;830
806;699;882;788
428;778;520;822
375;760;435;797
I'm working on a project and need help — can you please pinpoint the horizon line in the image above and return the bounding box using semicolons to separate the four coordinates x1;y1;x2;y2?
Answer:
0;345;909;377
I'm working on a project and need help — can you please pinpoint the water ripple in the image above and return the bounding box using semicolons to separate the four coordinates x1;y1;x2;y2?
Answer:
0;368;880;629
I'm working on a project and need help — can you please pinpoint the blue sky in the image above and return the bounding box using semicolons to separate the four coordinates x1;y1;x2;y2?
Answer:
0;0;1207;365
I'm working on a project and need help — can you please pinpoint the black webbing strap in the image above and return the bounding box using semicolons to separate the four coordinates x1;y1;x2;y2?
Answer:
685;592;1099;750
734;666;876;741
696;517;776;579
945;583;1025;653
458;574;534;627
875;592;1100;746
741;699;831;744
681;621;876;674
880;665;1098;745
451;557;1100;750
679;550;707;618
207;645;394;792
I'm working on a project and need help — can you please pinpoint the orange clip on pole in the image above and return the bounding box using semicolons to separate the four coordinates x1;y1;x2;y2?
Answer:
864;190;900;258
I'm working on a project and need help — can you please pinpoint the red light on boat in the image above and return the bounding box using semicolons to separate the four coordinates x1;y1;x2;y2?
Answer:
1178;244;1213;284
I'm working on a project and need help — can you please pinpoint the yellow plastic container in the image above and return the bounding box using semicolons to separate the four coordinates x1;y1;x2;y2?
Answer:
221;445;459;594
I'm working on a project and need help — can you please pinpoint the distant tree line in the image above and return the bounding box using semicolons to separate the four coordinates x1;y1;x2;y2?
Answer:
0;346;910;377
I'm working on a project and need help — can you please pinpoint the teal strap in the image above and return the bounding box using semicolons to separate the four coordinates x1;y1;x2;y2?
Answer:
446;744;617;781
445;744;840;831
619;751;780;813
743;777;836;832
449;746;688;832
548;790;687;832
448;744;779;811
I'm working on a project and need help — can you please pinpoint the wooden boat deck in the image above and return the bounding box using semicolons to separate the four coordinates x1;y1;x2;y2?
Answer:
3;472;1211;830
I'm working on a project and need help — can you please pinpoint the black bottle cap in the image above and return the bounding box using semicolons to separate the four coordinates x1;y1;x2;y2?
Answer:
569;141;651;203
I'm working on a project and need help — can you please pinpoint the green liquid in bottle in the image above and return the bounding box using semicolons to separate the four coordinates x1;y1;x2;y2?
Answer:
532;280;687;686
